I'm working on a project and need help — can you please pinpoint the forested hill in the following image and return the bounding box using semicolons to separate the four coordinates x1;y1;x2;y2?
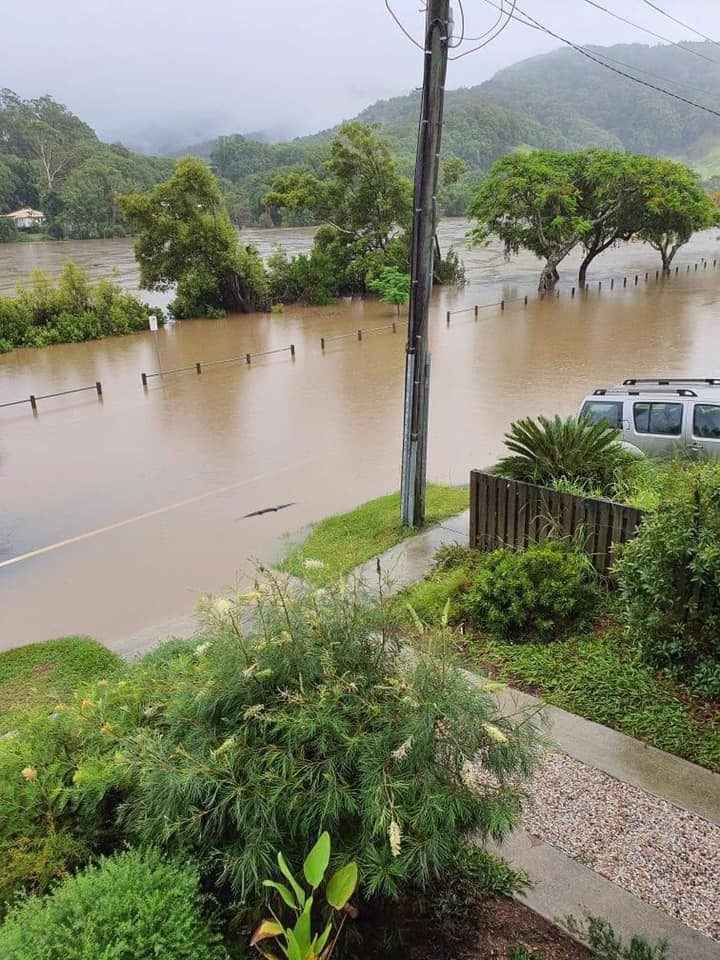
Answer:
0;89;173;240
476;42;720;170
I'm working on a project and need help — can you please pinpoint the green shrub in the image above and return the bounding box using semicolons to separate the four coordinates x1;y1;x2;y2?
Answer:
460;541;600;640
495;415;635;493
121;576;542;908
564;914;671;959
614;462;720;698
0;848;228;960
0;261;151;350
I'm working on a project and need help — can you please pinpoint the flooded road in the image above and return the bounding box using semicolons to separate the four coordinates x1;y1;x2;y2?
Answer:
2;222;719;650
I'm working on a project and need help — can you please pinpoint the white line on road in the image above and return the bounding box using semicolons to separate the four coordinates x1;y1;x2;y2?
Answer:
0;460;315;570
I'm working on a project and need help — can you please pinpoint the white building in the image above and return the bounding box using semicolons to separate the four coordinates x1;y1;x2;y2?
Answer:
2;208;45;229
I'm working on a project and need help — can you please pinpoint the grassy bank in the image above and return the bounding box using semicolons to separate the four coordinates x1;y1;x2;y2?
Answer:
278;484;469;584
0;637;122;719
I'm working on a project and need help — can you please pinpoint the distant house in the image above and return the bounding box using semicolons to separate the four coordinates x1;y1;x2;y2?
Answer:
2;208;45;229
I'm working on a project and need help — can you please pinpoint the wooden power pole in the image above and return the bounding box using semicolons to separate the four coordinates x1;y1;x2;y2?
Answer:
400;0;450;527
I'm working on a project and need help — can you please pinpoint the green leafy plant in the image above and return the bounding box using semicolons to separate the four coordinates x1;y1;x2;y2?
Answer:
460;541;600;641
251;832;358;960
367;266;410;314
120;573;541;909
564;914;671;959
0;848;228;960
494;415;634;494
614;461;720;698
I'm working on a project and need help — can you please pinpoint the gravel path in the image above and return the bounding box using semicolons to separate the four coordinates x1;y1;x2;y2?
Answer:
522;752;720;943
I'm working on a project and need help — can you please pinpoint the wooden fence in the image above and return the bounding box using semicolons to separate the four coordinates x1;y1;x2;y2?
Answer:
469;471;646;576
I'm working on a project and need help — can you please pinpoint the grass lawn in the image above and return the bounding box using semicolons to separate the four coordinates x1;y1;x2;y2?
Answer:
0;636;123;718
278;483;469;585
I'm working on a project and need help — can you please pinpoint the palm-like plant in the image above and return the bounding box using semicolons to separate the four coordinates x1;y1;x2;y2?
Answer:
494;415;633;493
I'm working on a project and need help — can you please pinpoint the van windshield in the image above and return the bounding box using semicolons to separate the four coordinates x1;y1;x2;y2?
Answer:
580;400;623;429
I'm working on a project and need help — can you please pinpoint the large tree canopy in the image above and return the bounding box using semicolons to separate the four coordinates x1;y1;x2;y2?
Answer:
264;122;413;294
468;149;718;290
117;158;267;318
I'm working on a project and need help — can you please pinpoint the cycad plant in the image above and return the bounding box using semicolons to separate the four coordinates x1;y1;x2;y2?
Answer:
494;414;633;493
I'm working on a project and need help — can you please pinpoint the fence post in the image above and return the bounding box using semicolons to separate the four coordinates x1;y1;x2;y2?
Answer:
675;266;679;275
695;263;698;271
704;261;707;269
30;395;37;412
598;281;602;292
95;381;103;397
474;304;478;318
392;322;397;332
320;337;325;351
571;287;575;298
524;295;528;306
610;277;614;290
195;362;202;374
357;329;362;341
446;310;450;326
623;276;627;287
500;299;505;311
290;344;295;357
141;373;148;387
246;353;252;365
635;275;638;285
655;270;659;281
585;283;589;292
687;265;690;272
644;271;648;281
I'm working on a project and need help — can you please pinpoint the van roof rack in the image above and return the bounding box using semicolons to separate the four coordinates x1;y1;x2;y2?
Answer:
622;378;720;386
594;387;698;397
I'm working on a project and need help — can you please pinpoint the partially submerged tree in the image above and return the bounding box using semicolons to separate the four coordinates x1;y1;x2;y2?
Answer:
469;149;718;290
467;151;585;293
264;122;413;295
633;157;718;272
118;158;267;318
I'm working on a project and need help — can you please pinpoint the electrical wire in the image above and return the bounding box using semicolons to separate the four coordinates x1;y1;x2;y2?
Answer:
579;0;720;65
457;0;504;42
449;0;466;47
449;0;516;59
479;0;720;120
384;0;425;50
636;0;720;52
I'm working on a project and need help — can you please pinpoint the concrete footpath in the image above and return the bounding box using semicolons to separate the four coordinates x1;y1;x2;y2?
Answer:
121;509;720;959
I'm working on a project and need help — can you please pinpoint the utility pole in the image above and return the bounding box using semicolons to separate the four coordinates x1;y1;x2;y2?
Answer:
400;0;450;527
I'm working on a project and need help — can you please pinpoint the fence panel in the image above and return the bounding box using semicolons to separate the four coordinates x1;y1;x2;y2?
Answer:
469;470;646;574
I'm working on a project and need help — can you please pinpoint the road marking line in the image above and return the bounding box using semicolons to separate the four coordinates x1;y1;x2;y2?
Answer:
0;460;313;570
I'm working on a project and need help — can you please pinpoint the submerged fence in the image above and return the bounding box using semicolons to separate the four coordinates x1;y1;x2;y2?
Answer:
0;381;103;413
469;470;646;576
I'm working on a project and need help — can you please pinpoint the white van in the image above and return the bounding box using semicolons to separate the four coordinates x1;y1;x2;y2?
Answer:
578;378;720;458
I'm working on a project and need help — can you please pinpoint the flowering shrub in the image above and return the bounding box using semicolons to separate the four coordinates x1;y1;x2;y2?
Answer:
0;575;542;920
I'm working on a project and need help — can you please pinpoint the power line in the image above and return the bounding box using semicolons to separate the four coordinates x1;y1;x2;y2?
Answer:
458;0;504;41
579;0;720;65
384;0;425;50
636;0;720;52
450;0;516;59
479;0;720;121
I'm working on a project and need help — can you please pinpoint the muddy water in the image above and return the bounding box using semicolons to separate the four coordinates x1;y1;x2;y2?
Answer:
1;222;719;650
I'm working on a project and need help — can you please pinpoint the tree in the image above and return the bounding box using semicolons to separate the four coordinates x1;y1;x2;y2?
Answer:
575;150;641;288
467;151;586;293
633;157;718;272
264;122;412;294
368;266;410;314
117;158;267;318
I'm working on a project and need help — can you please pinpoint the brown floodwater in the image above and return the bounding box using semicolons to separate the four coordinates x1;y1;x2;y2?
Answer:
1;221;719;651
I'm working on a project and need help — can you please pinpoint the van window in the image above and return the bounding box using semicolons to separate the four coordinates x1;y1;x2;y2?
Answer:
581;400;623;429
633;402;683;436
693;404;720;439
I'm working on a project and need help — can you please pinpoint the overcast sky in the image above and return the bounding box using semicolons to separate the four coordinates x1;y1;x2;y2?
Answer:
3;0;720;152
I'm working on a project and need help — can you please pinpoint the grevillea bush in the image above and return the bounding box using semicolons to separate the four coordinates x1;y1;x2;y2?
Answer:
0;574;543;918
